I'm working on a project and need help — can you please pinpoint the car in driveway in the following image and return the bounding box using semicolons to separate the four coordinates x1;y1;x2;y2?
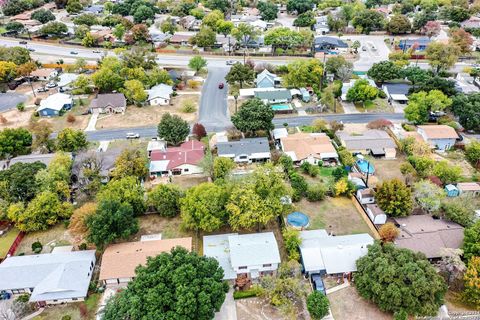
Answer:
226;60;236;65
311;274;326;294
46;82;57;88
218;82;224;89
126;132;140;139
36;87;49;93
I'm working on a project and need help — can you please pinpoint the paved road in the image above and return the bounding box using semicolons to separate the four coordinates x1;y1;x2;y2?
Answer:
346;35;391;72
198;67;232;132
0;93;27;112
83;113;406;141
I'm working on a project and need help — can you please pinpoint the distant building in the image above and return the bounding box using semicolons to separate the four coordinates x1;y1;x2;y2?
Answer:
398;38;431;51
256;69;281;88
90;93;127;114
313;36;348;52
31;68;57;81
37;93;73;117
57;73;79;92
313;16;329;35
417;125;459;151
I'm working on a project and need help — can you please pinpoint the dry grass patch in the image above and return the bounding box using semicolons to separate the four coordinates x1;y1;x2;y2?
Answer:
369;155;406;183
136;214;192;241
15;224;73;255
0;108;35;129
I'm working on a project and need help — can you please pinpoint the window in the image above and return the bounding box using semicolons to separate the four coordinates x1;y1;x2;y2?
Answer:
184;169;189;172
72;298;78;301
239;266;247;270
262;264;272;268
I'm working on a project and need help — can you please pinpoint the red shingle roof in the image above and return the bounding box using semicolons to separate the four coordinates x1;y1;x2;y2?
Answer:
150;141;205;169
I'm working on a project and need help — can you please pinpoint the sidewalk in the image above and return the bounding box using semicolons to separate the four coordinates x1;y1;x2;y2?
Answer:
325;281;350;295
85;113;98;132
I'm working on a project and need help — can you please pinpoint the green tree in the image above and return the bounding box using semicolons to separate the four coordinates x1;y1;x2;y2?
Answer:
325;56;353;81
401;66;430;85
352;9;385;34
465;140;480;165
231;23;259;47
121;79;147;105
463;257;480;308
442;196;476;227
102;247;228;320
404;90;452;124
73;13;98;26
264;27;306;52
86;199;139;249
213;157;235;180
39;22;68;37
232;98;274;134
425;42;460;74
96;176;146;215
111;149;148;180
286;0;313;14
0;47;31;65
204;0;230;13
327;13;347;32
0;128;32;159
413;180;446;213
133;5;155;23
92;66;125;93
56;128;88;152
307;291;330;320
283;59;323;89
5;21;25;33
283;227;301;261
433;161;462;184
81;32;96;47
216;20;233;37
8;191;73;232
356;242;447;316
0;162;46;203
72;74;92;94
367;61;402;83
147;184;183;217
376;178;413;216
160;18;177;34
35;152;73;200
180;182;229;233
66;0;83;13
346;79;378;103
74;25;90;40
188;55;207;73
293;10;315;27
463;220;480;261
387;14;411;34
31;9;55;24
451;93;480;131
191;26;216;48
202;10;224;30
157;113;190;146
225;62;255;88
258;1;278;21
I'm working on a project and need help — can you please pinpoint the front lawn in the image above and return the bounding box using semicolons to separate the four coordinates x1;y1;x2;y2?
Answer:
354;98;393;113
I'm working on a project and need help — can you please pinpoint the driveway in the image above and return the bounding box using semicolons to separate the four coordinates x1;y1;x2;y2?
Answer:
0;93;27;112
198;67;233;132
215;288;237;320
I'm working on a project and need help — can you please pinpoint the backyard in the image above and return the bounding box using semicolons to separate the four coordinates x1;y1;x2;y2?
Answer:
15;224;74;255
295;197;373;236
369;155;405;183
32;293;100;320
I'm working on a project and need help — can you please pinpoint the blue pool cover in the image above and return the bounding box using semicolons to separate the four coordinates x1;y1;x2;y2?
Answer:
287;212;310;227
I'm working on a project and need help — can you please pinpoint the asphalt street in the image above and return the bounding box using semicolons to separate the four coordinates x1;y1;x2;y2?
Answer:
198;67;232;132
84;113;406;141
0;93;27;112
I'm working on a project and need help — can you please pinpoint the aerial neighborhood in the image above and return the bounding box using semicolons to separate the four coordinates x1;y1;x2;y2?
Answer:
1;0;480;319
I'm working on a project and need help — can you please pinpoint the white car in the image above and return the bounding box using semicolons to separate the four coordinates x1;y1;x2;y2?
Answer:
46;82;57;88
126;132;140;139
36;87;49;93
226;60;236;65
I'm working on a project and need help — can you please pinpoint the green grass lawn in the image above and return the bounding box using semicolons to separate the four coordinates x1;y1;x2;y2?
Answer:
0;27;7;34
0;227;20;258
354;98;393;113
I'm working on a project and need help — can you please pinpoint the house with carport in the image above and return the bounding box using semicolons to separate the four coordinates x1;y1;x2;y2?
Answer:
217;137;271;164
280;133;338;165
336;129;397;159
37;93;73;117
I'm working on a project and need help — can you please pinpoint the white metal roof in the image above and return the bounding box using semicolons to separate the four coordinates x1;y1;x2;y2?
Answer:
272;128;288;140
57;73;79;87
203;233;238;280
149;160;169;173
228;232;281;269
390;94;408;101
38;93;72;111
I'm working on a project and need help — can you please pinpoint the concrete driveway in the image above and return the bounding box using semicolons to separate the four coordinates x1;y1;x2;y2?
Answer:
0;93;27;112
215;288;237;320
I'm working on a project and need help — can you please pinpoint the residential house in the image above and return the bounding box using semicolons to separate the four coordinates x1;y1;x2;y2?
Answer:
0;153;59;171
356;188;375;204
398;38;431;51
337;130;397;158
149;141;205;177
365;203;387;225
146;84;174;106
57;73;79;92
169;34;192;46
313;16;329;35
394;215;464;259
0;250;96;305
99;238;192;286
254;88;292;104
203;232;281;280
299;229;374;275
457;182;480;196
83;4;103;14
382;83;411;104
31;68;58;81
280;133;338;165
312;36;348;52
90;93;127;114
71;148;123;184
147;139;166;158
341;77;376;101
179;15;201;31
256;69;281;88
417;125;459;151
461;17;480;30
454;73;479;94
217;138;271;163
37;93;73;117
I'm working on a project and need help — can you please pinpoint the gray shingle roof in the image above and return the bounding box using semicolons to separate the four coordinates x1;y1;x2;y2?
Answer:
314;36;348;48
91;93;126;109
254;89;291;101
217;138;270;157
383;83;411;95
337;130;396;150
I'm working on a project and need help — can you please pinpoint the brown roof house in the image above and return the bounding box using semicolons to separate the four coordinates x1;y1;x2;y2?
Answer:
457;182;480;196
90;93;126;114
337;129;396;159
280;133;338;165
31;68;58;81
99;237;192;286
417;125;459;151
394;215;464;259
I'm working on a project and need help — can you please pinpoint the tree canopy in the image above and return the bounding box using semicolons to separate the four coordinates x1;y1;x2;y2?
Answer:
96;176;146;215
376;179;413;217
367;61;402;83
157;113;190;146
102;247;228;320
56;128;88;152
231;98;274;134
225;63;255;89
463;220;480;261
147;184;183;217
283;59;323;89
356;242;447;317
404;90;452;124
0;128;32;159
346;79;378;103
451;93;480;131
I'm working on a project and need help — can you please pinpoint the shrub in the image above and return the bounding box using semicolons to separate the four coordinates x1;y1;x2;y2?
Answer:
378;222;400;243
67;114;76;123
307;291;330;320
283;227;301;261
367;118;393;129
16;102;25;112
306;183;327;202
16;294;30;303
307;165;320;177
187;79;201;89
31;241;42;254
181;100;196;113
79;243;88;250
338;148;354;167
289;172;308;200
332;167;346;181
233;288;258;299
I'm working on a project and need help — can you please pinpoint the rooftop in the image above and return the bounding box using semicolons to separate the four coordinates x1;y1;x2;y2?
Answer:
337;130;396;151
418;125;459;140
91;93;126;109
314;36;348;48
38;93;72;111
150;140;205;171
217;138;270;157
456;182;480;191
228;232;281;269
280;133;337;161
147;83;173;101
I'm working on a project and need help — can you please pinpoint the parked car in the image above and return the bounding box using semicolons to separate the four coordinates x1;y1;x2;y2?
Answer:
19;41;27;45
93;50;101;53
36;87;49;93
218;82;224;89
311;274;326;294
226;60;236;65
361;46;367;51
28;48;35;52
70;51;78;55
126;132;140;139
46;82;57;88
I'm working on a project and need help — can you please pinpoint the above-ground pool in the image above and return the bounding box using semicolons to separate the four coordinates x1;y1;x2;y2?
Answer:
287;212;310;229
356;159;375;174
271;104;292;111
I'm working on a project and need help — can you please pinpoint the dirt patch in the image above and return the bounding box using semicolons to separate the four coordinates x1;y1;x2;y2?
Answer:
328;286;391;320
295;197;373;236
15;224;74;255
341;123;369;135
236;297;295;320
0;108;35;129
96;95;198;130
369;155;406;183
136;214;193;241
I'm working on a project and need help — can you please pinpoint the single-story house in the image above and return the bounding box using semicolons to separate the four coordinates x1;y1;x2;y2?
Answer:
336;130;397;158
356;188;374;204
254;88;291;104
394;215;464;259
149;141;205;177
365;203;386;225
217;137;271;163
256;69;281;88
71;148;123;184
203;232;281;280
146;84;174;106
169;34;192;46
312;36;348;52
457;182;480;196
57;73;79;92
454;73;479;94
417;125;459;151
147;139;166;158
0;153;58;170
0;250;96;305
299;229;374;275
398;38;430;51
382;83;411;104
90;93;127;114
280;133;338;165
313;16;329;35
461;17;480;29
37;93;73;117
99;238;192;286
341;77;376;101
31;68;58;81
